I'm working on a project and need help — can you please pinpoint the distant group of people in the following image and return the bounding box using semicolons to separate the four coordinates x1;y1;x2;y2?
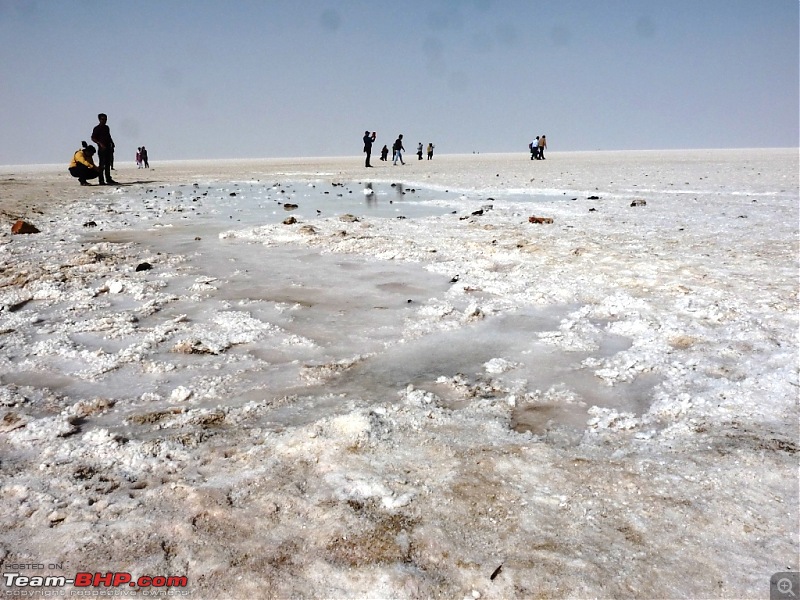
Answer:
136;146;149;169
71;117;543;187
416;142;434;160
529;135;547;160
363;131;435;167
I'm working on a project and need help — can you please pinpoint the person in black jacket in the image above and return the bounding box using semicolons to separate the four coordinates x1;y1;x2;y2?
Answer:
363;131;376;167
91;113;117;185
392;134;405;165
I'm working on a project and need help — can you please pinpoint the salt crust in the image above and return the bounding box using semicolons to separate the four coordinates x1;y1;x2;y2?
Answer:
0;150;797;598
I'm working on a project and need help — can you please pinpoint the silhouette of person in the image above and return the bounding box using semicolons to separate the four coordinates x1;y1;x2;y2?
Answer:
531;136;539;160
140;145;149;168
68;142;101;185
380;145;389;161
427;143;434;160
417;142;423;160
363;130;376;167
136;147;142;168
538;135;547;160
91;113;116;185
392;135;405;165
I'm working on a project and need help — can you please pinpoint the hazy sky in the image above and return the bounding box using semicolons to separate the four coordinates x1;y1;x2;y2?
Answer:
1;0;797;165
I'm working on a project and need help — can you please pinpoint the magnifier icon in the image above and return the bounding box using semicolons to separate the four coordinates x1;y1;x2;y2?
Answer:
778;578;796;597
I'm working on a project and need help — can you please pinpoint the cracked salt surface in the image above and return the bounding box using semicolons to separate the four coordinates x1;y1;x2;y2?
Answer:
1;150;797;598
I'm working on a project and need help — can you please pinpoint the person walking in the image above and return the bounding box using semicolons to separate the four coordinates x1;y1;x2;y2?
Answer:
538;135;547;160
68;142;101;185
363;130;376;167
392;134;405;165
427;143;434;160
530;136;539;160
417;142;423;160
91;113;116;185
140;145;149;168
380;145;389;161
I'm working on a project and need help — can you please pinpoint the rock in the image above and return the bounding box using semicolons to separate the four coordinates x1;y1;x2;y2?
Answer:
630;199;646;207
0;411;30;433
11;220;39;234
299;225;318;235
283;203;299;211
170;386;193;403
283;216;297;225
528;216;554;224
83;221;97;228
587;195;601;200
465;304;484;321
47;511;66;524
67;398;115;418
339;214;359;222
172;340;218;355
135;262;152;272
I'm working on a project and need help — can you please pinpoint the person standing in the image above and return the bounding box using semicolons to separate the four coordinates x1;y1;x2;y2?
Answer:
91;113;116;185
363;130;376;167
538;135;547;160
417;142;423;160
531;136;540;160
392;134;405;165
136;147;142;168
380;145;389;161
427;142;434;160
140;145;149;168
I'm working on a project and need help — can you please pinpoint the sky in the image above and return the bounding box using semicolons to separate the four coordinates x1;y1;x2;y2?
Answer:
0;0;797;165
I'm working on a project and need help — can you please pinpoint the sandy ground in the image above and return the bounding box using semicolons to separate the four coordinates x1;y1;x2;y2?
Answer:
0;149;798;599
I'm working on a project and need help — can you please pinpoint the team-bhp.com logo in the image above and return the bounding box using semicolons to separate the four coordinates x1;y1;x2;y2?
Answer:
3;571;188;593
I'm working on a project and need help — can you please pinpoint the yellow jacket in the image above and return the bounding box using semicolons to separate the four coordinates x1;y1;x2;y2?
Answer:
69;149;96;169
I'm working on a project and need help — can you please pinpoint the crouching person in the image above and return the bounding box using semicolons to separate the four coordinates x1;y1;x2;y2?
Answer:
68;142;101;185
